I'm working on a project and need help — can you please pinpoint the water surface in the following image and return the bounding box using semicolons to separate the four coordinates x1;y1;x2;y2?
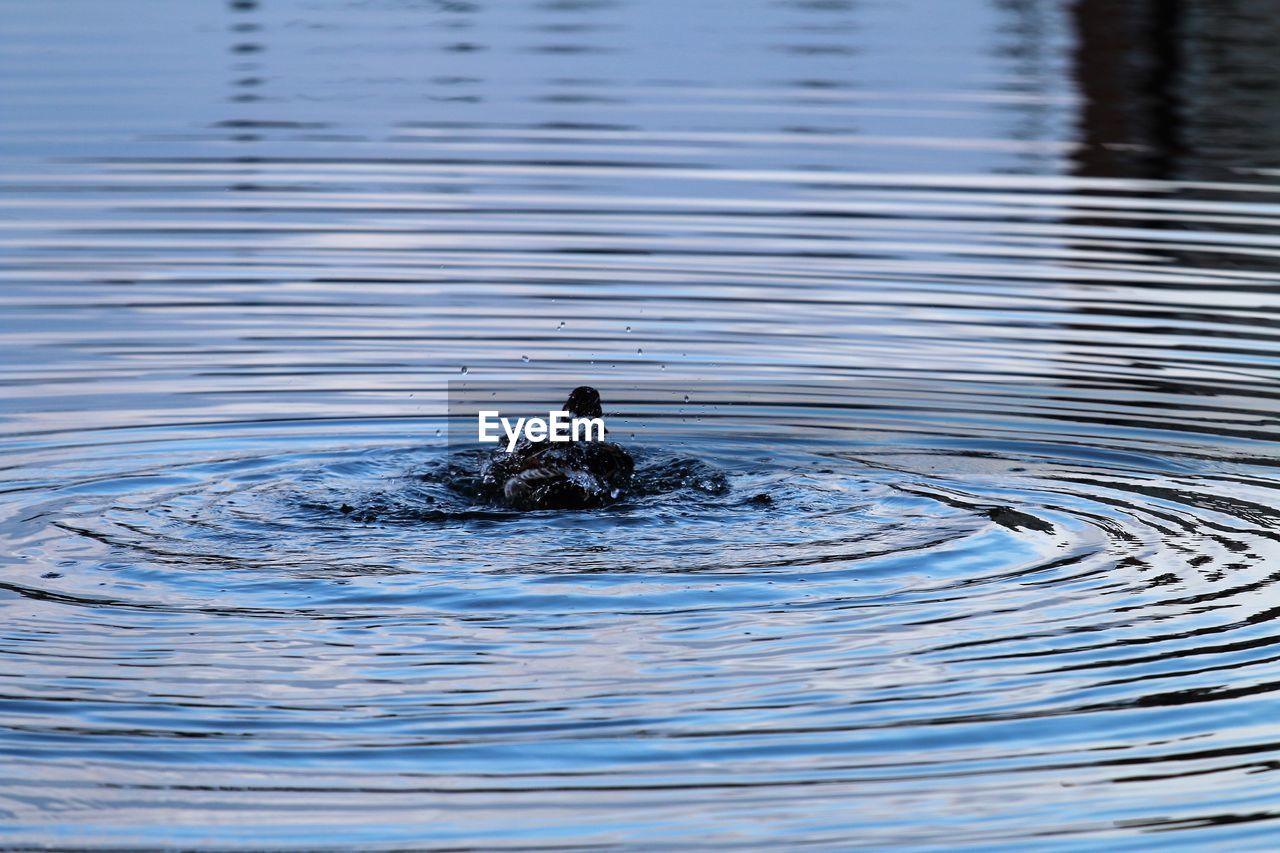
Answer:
3;0;1280;848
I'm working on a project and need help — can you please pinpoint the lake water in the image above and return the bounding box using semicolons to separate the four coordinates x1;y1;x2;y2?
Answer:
4;0;1280;848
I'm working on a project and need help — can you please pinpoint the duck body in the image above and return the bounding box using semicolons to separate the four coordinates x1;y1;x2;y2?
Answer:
484;438;634;509
480;387;634;510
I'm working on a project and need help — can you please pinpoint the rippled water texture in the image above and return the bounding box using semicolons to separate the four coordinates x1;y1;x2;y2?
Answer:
4;0;1280;848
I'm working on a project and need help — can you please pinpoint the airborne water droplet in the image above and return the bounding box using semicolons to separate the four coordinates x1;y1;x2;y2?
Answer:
625;325;632;333
557;321;565;330
521;355;530;363
637;347;643;355
460;365;468;374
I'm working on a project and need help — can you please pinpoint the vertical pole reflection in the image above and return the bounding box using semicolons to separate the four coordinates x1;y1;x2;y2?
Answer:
1071;0;1181;180
228;0;267;115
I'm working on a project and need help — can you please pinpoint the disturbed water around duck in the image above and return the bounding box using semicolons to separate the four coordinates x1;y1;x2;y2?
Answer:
5;0;1280;848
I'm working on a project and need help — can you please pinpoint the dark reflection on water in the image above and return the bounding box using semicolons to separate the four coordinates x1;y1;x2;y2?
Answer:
3;0;1280;847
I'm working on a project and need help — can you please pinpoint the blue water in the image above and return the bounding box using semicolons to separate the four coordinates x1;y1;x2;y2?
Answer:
3;0;1280;848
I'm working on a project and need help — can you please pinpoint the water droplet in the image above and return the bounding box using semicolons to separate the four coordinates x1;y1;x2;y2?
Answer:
460;365;468;374
636;347;643;355
660;364;666;370
683;394;690;403
625;325;632;333
521;354;530;363
557;321;565;330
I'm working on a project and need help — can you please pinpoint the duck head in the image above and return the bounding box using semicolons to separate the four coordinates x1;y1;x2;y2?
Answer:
564;385;604;420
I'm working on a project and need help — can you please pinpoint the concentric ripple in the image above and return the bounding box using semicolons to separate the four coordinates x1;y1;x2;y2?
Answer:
4;0;1280;848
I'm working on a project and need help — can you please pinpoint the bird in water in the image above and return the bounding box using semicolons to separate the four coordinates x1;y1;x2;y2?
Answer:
481;386;634;510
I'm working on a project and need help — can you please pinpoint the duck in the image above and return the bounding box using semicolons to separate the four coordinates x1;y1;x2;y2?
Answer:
481;386;634;510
